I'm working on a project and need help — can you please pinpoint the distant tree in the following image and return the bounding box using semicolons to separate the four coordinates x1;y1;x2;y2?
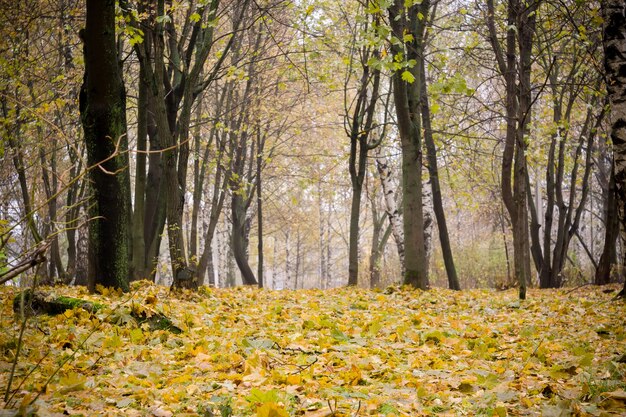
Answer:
79;0;132;291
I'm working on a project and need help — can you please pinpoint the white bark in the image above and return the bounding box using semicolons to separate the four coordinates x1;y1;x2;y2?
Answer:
422;175;433;268
374;146;405;271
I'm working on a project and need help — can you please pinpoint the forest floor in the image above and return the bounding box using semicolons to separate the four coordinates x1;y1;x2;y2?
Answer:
0;282;625;416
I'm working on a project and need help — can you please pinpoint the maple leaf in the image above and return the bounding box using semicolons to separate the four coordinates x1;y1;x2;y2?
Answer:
401;70;415;83
256;402;289;417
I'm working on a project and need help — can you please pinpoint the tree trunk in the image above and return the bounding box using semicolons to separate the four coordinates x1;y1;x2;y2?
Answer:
6;124;42;246
131;65;148;281
39;145;66;281
74;204;89;286
65;142;84;283
232;193;257;285
420;59;460;290
348;181;364;285
79;0;131;292
596;168;619;284
602;0;626;297
257;131;265;288
295;229;302;289
284;230;291;288
375;147;405;273
388;0;430;289
369;181;392;288
346;30;382;286
486;0;539;299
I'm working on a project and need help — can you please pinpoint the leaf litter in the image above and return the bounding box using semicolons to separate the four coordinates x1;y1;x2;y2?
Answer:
0;282;625;416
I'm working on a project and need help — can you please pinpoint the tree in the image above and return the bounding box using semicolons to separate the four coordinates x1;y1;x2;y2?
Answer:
486;0;541;299
421;36;460;290
367;169;392;288
523;2;605;289
374;146;404;273
595;168;619;284
344;1;383;286
121;0;254;288
79;0;132;291
601;0;626;297
388;0;431;289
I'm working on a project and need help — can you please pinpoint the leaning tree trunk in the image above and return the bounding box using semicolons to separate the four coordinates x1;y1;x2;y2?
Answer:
602;0;626;297
421;59;460;290
375;147;405;273
79;0;131;292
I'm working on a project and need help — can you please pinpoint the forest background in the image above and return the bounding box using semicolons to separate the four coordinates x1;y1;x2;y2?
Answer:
0;0;623;296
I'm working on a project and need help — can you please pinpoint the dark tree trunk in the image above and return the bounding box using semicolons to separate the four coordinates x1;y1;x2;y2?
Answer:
348;180;364;286
596;168;619;284
420;59;460;291
346;11;382;286
143;115;167;282
257;131;265;288
602;0;626;297
6;122;42;246
79;0;131;292
65;142;84;282
487;0;540;299
232;193;257;285
388;0;430;289
39;145;66;281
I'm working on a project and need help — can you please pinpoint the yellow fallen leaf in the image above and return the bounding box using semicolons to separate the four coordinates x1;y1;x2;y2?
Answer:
58;372;87;394
286;374;301;385
256;402;289;417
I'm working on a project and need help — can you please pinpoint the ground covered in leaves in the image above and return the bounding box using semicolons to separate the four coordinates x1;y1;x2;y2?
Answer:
1;282;625;416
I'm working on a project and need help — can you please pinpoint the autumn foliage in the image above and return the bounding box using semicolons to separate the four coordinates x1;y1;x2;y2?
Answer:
1;283;625;416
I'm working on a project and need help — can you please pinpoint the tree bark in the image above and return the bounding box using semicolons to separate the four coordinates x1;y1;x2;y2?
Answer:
346;19;382;286
375;147;405;272
369;180;392;288
602;0;626;297
596;168;619;284
486;0;539;299
79;0;132;292
39;145;66;281
231;191;257;285
131;65;148;281
420;59;460;290
256;130;265;288
388;0;430;289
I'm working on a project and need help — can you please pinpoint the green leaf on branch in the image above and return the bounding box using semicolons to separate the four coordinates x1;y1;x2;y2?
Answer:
401;70;415;83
